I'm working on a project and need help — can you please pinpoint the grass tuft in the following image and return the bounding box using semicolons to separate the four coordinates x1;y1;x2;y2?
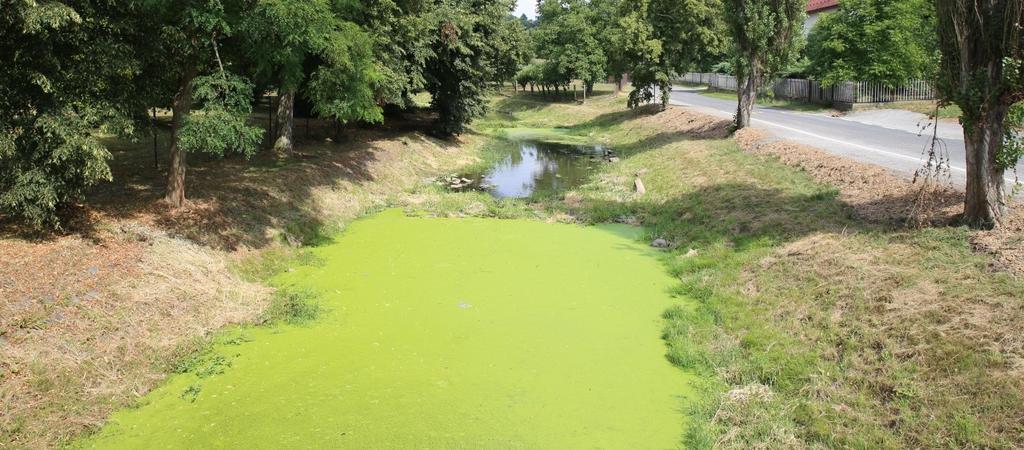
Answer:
260;287;322;325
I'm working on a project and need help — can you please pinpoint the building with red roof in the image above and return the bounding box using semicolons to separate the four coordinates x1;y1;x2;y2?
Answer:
805;0;840;33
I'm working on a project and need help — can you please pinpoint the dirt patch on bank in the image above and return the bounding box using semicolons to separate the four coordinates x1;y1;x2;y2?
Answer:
972;212;1024;275
636;106;733;140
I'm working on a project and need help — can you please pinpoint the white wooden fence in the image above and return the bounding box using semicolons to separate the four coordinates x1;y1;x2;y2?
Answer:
679;73;937;108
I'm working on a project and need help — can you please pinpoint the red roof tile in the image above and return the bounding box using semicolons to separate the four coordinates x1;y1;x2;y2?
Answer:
807;0;839;13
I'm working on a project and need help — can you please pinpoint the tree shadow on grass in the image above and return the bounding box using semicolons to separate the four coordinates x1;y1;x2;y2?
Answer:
612;132;706;157
577;182;857;251
18;112;464;251
577;177;970;261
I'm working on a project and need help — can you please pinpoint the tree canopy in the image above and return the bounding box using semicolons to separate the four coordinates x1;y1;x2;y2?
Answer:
806;0;937;86
723;0;805;128
532;0;607;97
0;1;142;228
0;0;520;227
618;0;727;108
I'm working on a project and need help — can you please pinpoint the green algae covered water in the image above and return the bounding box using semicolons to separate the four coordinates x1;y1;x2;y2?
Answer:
83;210;696;449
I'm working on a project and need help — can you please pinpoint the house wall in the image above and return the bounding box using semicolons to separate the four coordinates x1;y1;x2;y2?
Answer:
804;10;826;34
804;0;840;34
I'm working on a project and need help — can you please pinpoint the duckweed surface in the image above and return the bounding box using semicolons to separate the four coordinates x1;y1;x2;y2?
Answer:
84;210;695;449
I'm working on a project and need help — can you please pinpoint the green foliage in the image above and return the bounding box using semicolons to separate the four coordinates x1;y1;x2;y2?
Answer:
612;0;728;108
489;16;533;85
515;62;543;90
1;0;521;226
711;60;734;75
242;0;382;124
424;0;512;136
533;0;608;89
304;22;383;124
177;74;263;157
0;108;116;229
0;0;141;228
724;0;805;81
998;103;1024;170
806;0;937;86
346;0;434;109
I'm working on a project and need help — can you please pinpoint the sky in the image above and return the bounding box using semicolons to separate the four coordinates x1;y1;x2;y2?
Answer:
514;0;536;19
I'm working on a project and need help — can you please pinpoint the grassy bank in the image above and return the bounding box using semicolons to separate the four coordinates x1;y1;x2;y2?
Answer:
404;90;1024;448
863;100;964;120
699;88;833;113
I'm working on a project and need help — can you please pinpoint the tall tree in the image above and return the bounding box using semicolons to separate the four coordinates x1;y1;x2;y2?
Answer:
143;0;263;208
590;0;630;95
489;16;533;89
620;0;727;109
724;0;805;128
346;0;434;111
425;0;512;135
533;0;607;101
807;0;937;86
935;0;1024;227
0;0;142;228
243;0;381;154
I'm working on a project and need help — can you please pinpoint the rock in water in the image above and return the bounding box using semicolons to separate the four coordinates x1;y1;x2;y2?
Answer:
651;238;670;248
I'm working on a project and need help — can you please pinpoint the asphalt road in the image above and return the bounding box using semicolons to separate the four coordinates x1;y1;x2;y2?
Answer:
668;86;1022;189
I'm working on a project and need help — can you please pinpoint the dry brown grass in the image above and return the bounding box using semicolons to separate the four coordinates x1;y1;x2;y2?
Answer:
972;211;1024;275
746;232;1024;447
0;112;484;448
0;227;268;447
635;106;733;140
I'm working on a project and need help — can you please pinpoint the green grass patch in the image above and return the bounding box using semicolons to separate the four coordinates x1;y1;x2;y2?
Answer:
864;101;964;119
700;89;833;112
259;286;322;325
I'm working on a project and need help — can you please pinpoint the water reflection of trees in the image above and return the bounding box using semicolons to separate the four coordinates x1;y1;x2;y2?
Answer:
484;141;600;198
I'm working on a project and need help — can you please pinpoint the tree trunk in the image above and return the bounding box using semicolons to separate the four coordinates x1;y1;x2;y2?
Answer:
165;67;197;208
659;80;671;111
736;57;759;129
963;106;1009;227
274;89;296;155
151;108;159;170
615;77;622;95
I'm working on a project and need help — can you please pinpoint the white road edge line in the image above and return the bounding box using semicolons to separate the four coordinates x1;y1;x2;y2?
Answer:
750;118;942;166
671;99;1018;185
